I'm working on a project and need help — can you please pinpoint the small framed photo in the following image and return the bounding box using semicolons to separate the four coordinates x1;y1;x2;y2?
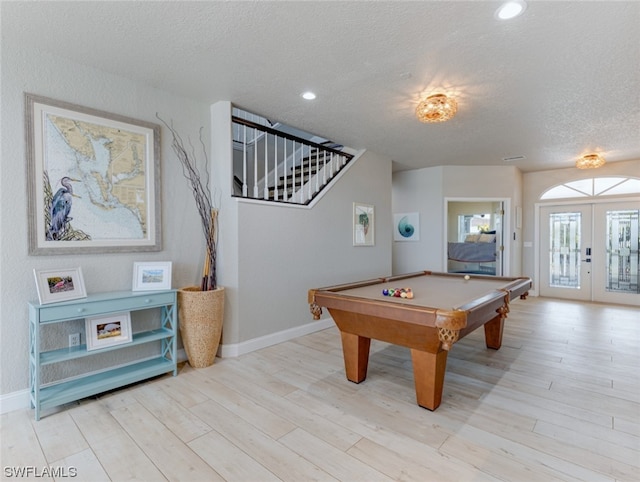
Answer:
132;261;172;291
33;267;87;305
85;312;132;351
353;203;375;246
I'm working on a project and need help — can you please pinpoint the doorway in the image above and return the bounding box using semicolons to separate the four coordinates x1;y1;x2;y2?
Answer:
538;201;640;305
445;199;506;276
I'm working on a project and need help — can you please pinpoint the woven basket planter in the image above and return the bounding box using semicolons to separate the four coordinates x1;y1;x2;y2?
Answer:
177;286;225;368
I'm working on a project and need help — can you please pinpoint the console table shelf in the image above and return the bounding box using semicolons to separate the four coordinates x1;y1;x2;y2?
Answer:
37;357;175;413
29;290;178;420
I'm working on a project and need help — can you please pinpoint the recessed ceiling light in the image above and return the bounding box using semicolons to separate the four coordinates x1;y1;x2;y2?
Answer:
301;91;316;100
495;0;527;20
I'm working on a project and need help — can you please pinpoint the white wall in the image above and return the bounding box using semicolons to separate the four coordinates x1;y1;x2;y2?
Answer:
236;150;392;342
0;41;394;402
521;159;640;291
0;41;210;396
392;165;523;276
443;165;523;276
392;167;444;273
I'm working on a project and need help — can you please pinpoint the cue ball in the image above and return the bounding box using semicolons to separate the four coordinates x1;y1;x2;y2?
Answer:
464;275;470;280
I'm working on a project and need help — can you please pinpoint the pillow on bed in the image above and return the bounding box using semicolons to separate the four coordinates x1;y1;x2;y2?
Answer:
478;233;496;243
465;234;480;242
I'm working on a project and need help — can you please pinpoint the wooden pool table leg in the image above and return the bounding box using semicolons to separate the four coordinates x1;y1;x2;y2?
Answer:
411;348;448;410
484;314;505;349
340;331;371;383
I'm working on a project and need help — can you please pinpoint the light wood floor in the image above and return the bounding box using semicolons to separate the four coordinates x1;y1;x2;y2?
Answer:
2;297;639;481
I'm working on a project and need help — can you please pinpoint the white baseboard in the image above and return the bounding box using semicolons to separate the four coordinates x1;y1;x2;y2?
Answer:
219;318;334;358
0;389;30;415
0;319;334;415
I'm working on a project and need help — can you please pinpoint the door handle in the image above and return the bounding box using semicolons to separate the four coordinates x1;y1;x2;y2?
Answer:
581;258;591;262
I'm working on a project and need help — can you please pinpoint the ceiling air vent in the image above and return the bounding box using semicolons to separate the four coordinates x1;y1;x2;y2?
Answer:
502;155;526;162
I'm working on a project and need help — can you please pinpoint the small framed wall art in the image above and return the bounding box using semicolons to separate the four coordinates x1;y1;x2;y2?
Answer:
393;213;420;241
131;261;172;291
353;203;375;246
33;267;87;304
85;312;132;351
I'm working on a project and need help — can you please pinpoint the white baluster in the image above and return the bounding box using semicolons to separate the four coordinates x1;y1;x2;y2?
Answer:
263;132;269;200
315;148;319;194
253;128;258;198
273;135;279;201
242;126;248;197
323;151;327;185
307;149;312;201
283;139;288;201
294;141;298;201
300;144;304;203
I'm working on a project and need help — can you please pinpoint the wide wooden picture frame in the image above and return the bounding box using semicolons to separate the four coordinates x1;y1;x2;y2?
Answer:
25;93;162;255
353;202;375;246
33;267;87;305
85;312;132;351
132;261;172;291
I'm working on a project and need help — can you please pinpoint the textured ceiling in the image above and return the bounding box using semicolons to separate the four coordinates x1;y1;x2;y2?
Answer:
2;1;639;172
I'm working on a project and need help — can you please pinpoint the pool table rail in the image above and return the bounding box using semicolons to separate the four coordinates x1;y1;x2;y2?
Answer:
308;273;531;338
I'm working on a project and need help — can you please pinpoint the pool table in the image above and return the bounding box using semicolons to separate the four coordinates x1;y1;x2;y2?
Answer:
308;271;531;410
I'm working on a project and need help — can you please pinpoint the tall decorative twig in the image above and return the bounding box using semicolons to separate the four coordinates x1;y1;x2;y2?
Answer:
157;115;218;290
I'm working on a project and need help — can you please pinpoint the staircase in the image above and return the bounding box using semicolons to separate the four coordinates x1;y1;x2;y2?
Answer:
232;109;354;206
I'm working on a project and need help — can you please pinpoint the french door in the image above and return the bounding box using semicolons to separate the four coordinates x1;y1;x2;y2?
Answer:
539;201;640;305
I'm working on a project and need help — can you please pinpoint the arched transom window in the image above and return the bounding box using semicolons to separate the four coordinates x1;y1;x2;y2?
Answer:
541;177;640;200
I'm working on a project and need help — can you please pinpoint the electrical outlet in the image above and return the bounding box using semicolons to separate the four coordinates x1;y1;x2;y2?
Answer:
69;333;80;348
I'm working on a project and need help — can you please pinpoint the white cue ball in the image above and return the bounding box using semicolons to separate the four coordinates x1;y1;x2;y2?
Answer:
464;275;470;281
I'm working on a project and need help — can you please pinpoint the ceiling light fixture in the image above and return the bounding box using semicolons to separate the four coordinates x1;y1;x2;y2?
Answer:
301;91;316;100
415;94;457;123
496;0;527;20
576;153;606;169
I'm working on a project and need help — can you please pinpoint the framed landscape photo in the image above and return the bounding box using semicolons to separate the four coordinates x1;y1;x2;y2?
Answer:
33;267;87;305
85;312;132;351
25;93;162;255
353;203;375;246
132;261;172;291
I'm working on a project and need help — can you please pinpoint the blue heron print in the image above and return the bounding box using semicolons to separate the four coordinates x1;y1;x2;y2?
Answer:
48;176;81;240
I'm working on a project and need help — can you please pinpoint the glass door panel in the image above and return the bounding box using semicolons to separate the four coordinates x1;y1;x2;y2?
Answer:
548;211;582;288
605;209;639;293
539;205;592;301
593;201;640;305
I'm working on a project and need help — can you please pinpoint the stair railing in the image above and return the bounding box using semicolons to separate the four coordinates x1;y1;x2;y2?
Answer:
232;116;354;205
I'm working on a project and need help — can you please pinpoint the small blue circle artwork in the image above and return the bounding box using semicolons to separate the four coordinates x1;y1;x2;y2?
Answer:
397;216;414;238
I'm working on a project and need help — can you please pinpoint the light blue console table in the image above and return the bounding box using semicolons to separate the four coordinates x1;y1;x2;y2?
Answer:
29;290;178;420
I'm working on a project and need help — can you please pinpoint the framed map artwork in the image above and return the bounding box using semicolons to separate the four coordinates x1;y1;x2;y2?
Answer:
25;93;162;254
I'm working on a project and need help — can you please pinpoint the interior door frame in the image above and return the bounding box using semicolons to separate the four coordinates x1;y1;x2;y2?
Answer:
443;197;511;276
534;195;640;300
